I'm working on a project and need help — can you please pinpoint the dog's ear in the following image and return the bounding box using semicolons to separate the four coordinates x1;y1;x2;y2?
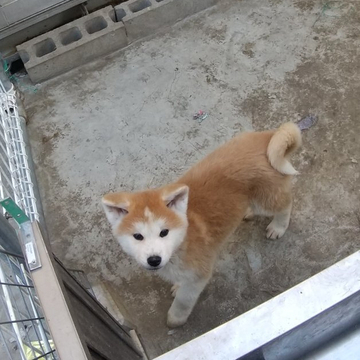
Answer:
162;184;189;215
102;193;130;228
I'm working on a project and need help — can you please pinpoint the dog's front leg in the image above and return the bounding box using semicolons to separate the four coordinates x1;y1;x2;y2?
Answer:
167;277;208;328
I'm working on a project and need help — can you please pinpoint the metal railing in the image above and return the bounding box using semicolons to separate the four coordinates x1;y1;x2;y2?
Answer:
0;246;57;360
0;77;57;360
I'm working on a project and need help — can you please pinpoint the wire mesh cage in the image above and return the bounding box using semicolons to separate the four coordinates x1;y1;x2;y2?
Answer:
0;76;58;359
0;77;38;222
0;248;57;360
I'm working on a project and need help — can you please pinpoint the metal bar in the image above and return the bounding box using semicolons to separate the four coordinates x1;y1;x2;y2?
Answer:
0;321;42;358
21;263;52;355
5;256;41;359
0;319;46;356
0;282;34;288
32;349;57;360
0;107;21;208
0;324;13;360
29;319;47;356
0;262;27;360
0;169;4;202
17;268;48;357
8;118;35;218
0;85;40;223
0;248;25;259
0;215;24;259
0;317;45;325
18;281;44;313
17;114;49;241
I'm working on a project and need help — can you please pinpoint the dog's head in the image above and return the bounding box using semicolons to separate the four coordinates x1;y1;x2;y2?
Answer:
102;184;189;270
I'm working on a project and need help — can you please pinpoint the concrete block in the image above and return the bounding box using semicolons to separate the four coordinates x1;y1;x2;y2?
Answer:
16;6;127;83
115;0;218;42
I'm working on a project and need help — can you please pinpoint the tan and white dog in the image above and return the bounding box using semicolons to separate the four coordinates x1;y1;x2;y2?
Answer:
102;122;301;327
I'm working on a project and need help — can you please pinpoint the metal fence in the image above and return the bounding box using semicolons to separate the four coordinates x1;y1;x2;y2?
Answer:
0;78;38;222
0;77;58;360
0;246;56;360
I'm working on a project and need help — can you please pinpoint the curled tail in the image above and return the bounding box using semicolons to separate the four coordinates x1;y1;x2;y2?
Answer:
267;122;302;175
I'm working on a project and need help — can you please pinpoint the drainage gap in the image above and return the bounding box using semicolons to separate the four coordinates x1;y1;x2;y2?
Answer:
8;58;25;74
115;8;127;21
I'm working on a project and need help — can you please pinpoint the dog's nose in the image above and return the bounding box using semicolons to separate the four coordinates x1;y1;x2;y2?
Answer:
147;256;162;267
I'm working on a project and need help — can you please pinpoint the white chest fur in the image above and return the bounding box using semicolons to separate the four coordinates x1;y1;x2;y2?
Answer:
158;251;197;285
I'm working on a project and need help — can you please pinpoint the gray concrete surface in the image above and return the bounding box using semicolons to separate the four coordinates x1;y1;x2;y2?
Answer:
21;0;360;358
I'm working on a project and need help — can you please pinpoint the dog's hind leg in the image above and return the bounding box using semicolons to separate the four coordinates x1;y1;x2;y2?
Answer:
253;186;293;239
266;201;292;239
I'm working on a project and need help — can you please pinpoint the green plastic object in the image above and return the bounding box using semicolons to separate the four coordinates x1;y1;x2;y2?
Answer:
0;198;29;224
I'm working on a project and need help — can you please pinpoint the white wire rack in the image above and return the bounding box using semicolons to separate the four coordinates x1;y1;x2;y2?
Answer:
0;80;38;222
0;77;57;360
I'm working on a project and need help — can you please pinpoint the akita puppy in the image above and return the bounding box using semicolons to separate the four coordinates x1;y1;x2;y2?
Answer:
102;122;301;327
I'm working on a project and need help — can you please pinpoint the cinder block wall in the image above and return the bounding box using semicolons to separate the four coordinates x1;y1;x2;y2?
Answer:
16;0;218;83
0;0;124;56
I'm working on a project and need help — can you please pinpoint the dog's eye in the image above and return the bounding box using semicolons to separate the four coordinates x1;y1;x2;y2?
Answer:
133;233;144;241
159;229;169;238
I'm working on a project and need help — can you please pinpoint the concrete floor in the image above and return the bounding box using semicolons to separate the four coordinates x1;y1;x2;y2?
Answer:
22;0;360;358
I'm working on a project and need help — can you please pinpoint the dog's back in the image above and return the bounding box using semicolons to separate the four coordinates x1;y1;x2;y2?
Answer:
177;122;301;246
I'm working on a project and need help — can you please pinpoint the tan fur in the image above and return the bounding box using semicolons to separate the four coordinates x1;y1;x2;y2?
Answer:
103;190;184;233
102;122;301;326
267;122;302;175
173;123;300;276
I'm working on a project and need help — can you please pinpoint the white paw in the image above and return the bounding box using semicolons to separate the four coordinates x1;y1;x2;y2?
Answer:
266;221;288;239
167;310;188;328
171;284;180;298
